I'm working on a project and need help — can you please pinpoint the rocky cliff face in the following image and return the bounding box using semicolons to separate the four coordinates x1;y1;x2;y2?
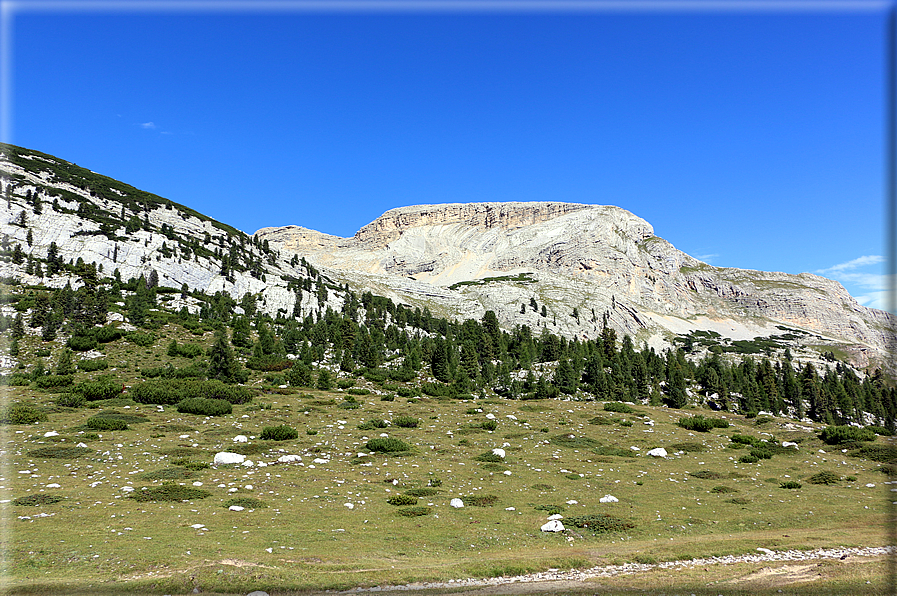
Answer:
0;145;345;320
257;202;896;373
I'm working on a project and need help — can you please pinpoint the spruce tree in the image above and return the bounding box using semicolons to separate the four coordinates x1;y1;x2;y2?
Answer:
55;348;75;376
207;327;242;384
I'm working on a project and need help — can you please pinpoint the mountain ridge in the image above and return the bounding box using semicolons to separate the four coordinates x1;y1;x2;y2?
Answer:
256;201;894;373
1;143;893;375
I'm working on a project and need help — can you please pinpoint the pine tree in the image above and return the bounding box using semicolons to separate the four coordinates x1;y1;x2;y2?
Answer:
207;327;242;383
665;354;687;409
25;229;32;246
55;348;75;376
315;369;333;390
231;316;252;348
286;361;313;387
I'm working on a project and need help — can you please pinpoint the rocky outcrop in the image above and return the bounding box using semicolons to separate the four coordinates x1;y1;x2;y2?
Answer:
258;202;896;373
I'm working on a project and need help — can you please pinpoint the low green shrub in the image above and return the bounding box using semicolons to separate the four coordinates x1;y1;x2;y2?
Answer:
229;443;268;455
346;388;370;396
363;368;388;383
171;459;210;470
738;454;760;464
139;467;198;480
89;410;148;424
710;486;736;493
866;425;893;436
126;331;156;347
86;417;129;431
603;402;635;414
28;446;92;459
397;387;419;397
387;494;418;506
779;481;802;489
749;447;774;460
677;415;729;432
128;484;211;502
533;504;564;515
74;377;123;401
56;393;86;408
223;497;267;509
366;437;411;453
850;444;897;463
0;404;48;424
565;513;635;533
690;470;723;480
481;420;498;431
730;433;761;447
67;334;98;352
0;373;33;386
95;326;123;343
130;379;254;405
392;416;419;428
474;452;504;463
78;359;109;372
34;374;74;390
357;419;388;430
531;484;555;491
404;487;439;497
167;340;204;358
808;471;840;485
396;506;430;517
380;394;395;402
670;442;708;453
176;398;232;416
13;494;64;506
260;425;298;441
463;494;498;507
339;397;361;409
820;425;876;445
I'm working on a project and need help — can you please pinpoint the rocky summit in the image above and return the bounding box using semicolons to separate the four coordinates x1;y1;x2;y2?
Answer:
1;143;893;374
257;202;895;374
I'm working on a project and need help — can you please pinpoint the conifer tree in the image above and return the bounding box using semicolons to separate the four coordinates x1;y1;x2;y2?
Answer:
208;327;243;383
55;348;75;376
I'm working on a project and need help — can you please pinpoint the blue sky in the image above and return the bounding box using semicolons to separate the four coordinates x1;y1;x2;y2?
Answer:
3;1;892;310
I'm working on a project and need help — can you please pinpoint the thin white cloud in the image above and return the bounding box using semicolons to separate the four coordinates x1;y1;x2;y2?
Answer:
816;255;884;275
834;271;888;290
140;121;156;129
695;253;718;263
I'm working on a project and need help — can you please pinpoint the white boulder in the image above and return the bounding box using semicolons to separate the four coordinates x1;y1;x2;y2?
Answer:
491;448;506;459
647;447;667;458
229;505;245;511
277;454;302;463
540;520;565;532
547;513;564;520
43;431;59;437
599;494;619;503
450;498;464;508
213;452;246;465
233;435;249;443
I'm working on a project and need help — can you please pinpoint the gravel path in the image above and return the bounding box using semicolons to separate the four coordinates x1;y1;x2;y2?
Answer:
336;546;894;593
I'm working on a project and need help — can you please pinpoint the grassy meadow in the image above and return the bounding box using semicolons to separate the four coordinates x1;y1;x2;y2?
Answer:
1;322;893;596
